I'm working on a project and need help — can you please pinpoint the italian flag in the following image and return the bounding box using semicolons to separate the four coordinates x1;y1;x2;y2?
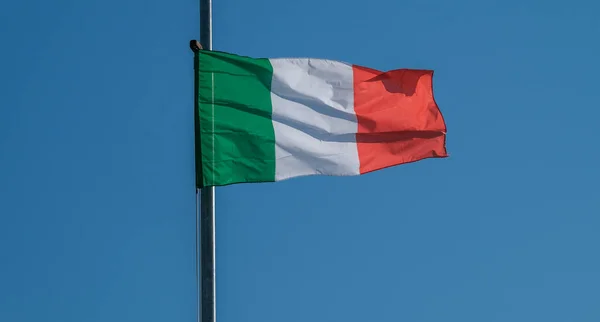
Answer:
195;50;447;187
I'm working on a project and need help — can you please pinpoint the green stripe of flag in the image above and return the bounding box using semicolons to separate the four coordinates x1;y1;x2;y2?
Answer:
196;50;277;187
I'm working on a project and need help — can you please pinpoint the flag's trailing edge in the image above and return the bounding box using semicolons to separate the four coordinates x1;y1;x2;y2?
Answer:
195;50;447;188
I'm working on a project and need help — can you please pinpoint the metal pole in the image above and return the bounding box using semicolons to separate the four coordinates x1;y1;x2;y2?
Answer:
199;187;215;322
200;0;212;50
198;1;215;322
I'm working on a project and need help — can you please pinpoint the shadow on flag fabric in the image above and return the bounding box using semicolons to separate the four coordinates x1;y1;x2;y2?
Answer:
194;50;448;187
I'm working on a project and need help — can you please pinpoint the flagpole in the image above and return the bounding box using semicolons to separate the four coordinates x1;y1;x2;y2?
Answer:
198;0;215;321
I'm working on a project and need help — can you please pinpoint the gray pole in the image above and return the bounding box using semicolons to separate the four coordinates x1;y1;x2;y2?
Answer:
199;187;215;322
198;0;215;322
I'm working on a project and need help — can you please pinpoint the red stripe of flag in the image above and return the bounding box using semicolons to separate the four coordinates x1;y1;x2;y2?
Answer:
352;65;448;174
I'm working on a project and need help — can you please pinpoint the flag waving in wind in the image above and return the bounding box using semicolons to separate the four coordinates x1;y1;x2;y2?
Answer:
194;49;447;187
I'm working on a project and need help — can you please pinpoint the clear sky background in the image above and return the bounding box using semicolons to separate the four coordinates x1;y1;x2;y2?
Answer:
1;0;599;321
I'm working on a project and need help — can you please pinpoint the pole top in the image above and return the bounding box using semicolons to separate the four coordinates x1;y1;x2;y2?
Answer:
189;40;203;52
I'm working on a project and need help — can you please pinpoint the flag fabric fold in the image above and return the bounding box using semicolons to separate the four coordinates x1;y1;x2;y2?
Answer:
195;50;447;187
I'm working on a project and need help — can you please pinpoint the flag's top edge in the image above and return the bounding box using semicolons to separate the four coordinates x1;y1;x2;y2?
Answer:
196;49;435;74
196;49;351;65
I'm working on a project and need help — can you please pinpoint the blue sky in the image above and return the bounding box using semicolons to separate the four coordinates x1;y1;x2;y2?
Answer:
1;0;600;321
